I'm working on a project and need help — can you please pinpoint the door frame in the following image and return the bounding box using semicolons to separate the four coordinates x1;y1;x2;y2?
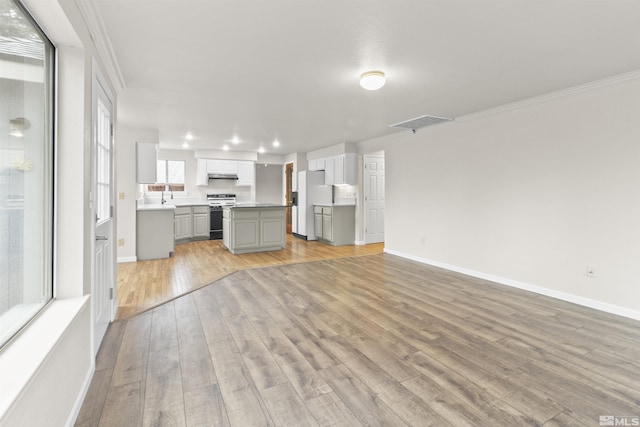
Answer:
285;162;293;234
91;60;116;356
363;154;385;244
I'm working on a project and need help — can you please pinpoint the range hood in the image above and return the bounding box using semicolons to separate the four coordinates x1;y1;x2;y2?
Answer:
208;173;238;180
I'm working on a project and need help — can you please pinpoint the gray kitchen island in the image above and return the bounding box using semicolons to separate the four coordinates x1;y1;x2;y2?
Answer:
222;204;286;254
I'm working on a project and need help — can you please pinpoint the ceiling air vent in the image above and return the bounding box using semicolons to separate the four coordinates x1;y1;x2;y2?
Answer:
390;114;453;133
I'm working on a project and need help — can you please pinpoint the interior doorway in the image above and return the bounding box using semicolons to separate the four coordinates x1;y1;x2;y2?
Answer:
364;154;385;244
285;163;293;233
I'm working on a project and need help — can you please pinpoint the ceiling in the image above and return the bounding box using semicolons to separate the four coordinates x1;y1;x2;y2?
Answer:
94;0;640;155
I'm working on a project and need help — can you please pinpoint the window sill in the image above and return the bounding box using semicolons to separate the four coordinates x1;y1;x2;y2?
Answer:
0;296;90;418
0;303;45;347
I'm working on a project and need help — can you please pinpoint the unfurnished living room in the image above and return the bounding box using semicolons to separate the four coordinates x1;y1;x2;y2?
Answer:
1;1;640;426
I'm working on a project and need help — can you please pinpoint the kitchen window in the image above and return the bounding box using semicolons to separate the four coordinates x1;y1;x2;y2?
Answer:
0;0;55;349
147;160;185;192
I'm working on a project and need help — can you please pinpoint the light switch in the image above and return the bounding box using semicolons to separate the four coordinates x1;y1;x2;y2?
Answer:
118;192;125;199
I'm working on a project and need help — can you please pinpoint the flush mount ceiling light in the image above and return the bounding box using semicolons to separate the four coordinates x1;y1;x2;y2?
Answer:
360;71;385;90
185;132;193;140
272;140;280;148
182;141;189;148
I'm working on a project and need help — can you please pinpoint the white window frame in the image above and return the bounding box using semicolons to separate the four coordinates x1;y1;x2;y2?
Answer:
145;159;186;194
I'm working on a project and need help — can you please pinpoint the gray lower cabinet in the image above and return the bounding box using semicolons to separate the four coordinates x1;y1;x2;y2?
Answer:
175;205;210;242
192;206;210;238
223;206;286;254
137;207;175;260
314;205;355;246
174;206;193;240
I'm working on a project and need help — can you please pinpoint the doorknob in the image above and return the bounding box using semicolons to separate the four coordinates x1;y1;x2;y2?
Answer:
96;235;108;241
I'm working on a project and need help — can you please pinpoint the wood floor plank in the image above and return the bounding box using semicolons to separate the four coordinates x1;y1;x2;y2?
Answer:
260;383;319;427
98;381;144;427
143;346;186;427
304;392;363;427
75;368;113;427
110;313;151;387
208;339;274;427
116;235;383;318
318;364;408;426
249;315;333;401
224;313;290;391
149;302;178;353
95;320;126;371
183;384;230;427
175;295;218;393
82;252;640;426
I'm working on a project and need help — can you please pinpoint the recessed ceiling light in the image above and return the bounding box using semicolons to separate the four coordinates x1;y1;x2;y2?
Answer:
272;140;280;148
258;146;265;154
185;132;193;140
182;141;189;148
222;144;229;151
360;70;386;90
231;136;240;144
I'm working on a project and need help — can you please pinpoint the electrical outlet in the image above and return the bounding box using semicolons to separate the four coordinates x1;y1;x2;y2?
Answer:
118;238;125;246
586;265;597;278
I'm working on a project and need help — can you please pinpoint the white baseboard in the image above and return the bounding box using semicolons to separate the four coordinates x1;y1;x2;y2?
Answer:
117;256;137;263
354;240;366;246
65;362;95;427
384;248;640;321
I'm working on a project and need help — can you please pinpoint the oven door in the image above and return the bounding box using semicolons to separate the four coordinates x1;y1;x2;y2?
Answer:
210;206;223;240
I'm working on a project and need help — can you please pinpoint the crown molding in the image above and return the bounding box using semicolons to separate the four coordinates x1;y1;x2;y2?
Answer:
457;69;640;123
75;0;125;94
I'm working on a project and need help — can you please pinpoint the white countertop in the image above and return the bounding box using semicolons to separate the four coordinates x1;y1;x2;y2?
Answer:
136;204;176;211
170;200;209;206
313;203;356;207
228;203;287;209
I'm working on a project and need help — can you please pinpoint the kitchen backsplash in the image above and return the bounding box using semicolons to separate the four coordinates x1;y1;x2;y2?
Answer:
333;184;357;204
199;180;252;203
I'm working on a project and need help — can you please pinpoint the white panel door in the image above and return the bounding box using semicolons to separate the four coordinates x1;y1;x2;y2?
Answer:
364;155;385;244
93;76;115;355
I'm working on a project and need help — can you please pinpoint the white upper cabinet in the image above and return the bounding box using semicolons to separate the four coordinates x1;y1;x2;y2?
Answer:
136;142;158;183
334;153;357;185
222;161;238;174
308;158;325;171
197;158;254;187
311;154;357;186
207;160;223;173
196;159;208;186
237;161;254;186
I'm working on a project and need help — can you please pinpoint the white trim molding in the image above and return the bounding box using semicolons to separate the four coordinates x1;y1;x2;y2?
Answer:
74;0;125;94
65;362;95;427
385;249;640;322
457;69;640;124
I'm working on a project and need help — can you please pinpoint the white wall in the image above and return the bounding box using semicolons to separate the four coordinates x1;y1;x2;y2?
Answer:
363;73;640;317
256;164;283;204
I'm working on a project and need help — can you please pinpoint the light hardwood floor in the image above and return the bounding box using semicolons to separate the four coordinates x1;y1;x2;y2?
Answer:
79;253;640;426
117;235;383;319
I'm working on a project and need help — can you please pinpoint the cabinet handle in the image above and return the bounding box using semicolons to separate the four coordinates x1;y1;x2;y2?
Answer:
96;235;108;241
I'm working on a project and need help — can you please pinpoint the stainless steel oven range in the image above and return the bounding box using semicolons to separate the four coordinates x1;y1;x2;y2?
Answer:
207;193;236;240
